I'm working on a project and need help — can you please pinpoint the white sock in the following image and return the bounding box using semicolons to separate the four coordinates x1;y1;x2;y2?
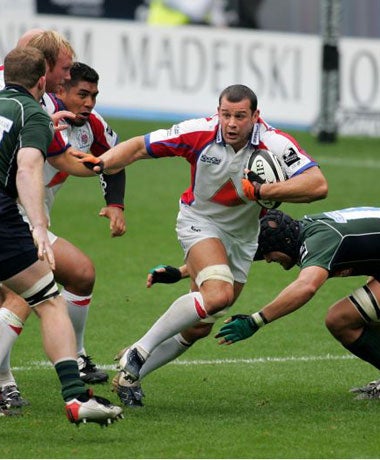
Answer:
0;368;16;388
139;333;191;380
136;292;206;356
61;289;92;356
0;308;23;386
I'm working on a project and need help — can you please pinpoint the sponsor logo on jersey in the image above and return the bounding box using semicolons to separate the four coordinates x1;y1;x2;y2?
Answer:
200;154;221;165
282;147;300;167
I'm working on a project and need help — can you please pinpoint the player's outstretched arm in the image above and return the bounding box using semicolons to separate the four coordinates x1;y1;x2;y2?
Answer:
71;135;150;173
215;266;329;345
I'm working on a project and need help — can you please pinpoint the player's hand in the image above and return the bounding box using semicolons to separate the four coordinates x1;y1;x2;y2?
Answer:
241;169;265;201
215;314;259;344
146;265;182;288
51;110;75;132
99;206;126;237
70;151;104;174
32;225;56;270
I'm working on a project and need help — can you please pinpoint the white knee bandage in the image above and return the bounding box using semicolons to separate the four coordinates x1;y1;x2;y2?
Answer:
195;264;234;289
349;285;380;323
195;264;233;323
20;272;59;307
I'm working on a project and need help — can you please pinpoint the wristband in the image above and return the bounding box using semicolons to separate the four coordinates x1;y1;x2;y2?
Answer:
84;159;104;174
106;204;125;211
101;169;125;207
251;311;268;327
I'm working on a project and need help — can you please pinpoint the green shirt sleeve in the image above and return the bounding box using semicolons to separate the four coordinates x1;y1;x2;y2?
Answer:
299;222;341;272
20;110;54;159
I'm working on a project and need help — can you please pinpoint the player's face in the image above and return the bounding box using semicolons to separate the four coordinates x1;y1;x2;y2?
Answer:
218;97;259;152
59;81;99;126
264;251;295;270
45;49;73;93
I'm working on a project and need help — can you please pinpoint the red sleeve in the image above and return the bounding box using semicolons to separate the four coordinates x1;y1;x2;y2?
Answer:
88;113;118;157
47;129;71;157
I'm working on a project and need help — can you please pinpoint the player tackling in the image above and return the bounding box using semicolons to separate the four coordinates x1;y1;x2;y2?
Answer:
216;207;380;400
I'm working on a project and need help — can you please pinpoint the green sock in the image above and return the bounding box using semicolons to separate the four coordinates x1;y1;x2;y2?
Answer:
54;359;87;402
344;327;380;370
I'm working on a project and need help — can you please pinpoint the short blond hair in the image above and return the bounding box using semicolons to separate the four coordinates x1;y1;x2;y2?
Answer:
28;30;75;70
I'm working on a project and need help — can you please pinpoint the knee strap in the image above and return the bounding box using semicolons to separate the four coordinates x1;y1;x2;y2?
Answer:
20;272;59;307
195;264;233;323
195;264;234;288
349;285;380;323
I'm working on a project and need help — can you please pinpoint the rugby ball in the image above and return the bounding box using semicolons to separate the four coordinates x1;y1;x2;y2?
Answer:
245;149;286;209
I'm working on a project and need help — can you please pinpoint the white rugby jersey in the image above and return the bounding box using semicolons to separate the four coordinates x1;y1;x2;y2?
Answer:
146;115;318;242
1;70;119;219
42;93;118;215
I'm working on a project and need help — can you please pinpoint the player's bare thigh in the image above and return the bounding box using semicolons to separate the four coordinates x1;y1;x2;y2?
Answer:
325;278;380;344
52;237;95;294
186;238;229;276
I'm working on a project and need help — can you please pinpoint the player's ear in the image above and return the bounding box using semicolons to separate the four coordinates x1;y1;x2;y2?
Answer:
37;75;46;93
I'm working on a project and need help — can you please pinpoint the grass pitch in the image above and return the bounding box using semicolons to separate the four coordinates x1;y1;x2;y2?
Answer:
3;119;380;459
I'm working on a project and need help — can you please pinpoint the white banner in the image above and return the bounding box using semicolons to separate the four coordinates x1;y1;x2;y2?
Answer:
337;37;380;136
1;15;380;135
0;15;320;129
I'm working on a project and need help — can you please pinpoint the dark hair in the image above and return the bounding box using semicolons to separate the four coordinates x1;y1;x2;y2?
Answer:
4;46;46;89
257;210;302;260
63;61;99;89
218;84;258;112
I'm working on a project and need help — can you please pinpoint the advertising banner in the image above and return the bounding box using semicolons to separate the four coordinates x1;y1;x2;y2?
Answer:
1;14;379;135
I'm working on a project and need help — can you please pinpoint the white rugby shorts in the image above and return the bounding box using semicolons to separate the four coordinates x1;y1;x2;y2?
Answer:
176;206;258;284
20;211;58;245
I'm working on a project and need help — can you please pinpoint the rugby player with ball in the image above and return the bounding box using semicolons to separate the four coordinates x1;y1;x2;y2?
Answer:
73;84;328;407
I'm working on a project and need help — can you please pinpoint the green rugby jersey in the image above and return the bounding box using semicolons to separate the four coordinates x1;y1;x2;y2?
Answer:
299;207;380;277
0;85;53;198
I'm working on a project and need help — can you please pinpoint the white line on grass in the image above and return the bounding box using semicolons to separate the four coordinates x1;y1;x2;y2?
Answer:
173;353;355;365
12;353;355;372
318;156;380;169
